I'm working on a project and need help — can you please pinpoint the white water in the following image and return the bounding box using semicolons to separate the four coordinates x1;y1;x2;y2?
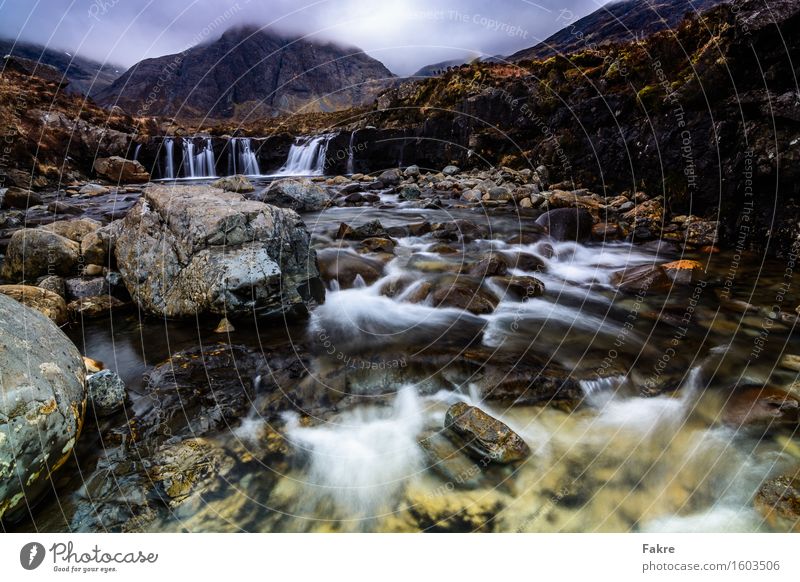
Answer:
278;134;333;176
133;143;141;162
284;386;426;516
228;137;260;176
346;130;356;174
181;137;216;178
163;138;175;179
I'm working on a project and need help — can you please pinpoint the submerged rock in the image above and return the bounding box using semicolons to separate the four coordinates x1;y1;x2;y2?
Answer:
535;208;593;241
722;387;799;431
444;402;531;464
317;248;384;288
0;294;86;523
115;185;322;318
431;278;499;315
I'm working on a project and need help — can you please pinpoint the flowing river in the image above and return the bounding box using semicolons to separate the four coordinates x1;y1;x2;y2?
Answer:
18;181;800;533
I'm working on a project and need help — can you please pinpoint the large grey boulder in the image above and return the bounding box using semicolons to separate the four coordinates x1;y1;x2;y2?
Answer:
0;294;86;523
114;185;323;318
253;178;330;212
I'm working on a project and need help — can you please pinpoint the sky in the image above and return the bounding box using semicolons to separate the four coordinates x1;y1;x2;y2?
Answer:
0;0;607;75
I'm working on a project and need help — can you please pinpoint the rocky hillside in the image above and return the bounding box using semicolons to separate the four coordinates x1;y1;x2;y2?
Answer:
95;26;395;120
509;0;727;61
0;38;123;95
349;0;799;257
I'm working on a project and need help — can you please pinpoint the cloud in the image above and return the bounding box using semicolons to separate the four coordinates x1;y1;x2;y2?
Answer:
0;0;603;75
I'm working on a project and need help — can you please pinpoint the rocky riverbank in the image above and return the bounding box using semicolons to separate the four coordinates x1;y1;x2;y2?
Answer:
1;158;799;531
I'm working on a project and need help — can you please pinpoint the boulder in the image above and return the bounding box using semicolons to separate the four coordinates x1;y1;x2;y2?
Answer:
317;248;384;288
1;228;81;281
0;294;86;523
378;169;401;186
40;218;101;243
754;468;800;532
442;165;460;176
491;276;545;301
87;369;127;416
67;295;128;318
114;185;322;318
398;184;421;200
0;187;42;210
685;221;719;247
431;278;499;315
79;183;110;196
404;165;420;178
336;219;388;240
210;174;254;193
444;402;530;464
254;178;329;212
47;201;83;215
722;387;799;431
37;275;66;297
535;208;594;241
0;284;68;324
80;219;122;267
611;264;673;293
661;259;706;285
93;156;149;183
64;276;109;300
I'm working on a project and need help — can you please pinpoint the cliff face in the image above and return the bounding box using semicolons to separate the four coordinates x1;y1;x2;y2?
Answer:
509;0;727;61
356;0;800;257
95;27;395;120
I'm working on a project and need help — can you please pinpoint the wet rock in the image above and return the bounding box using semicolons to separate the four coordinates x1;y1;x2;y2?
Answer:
0;284;68;324
611;264;673;293
468;254;508;278
444;402;530;464
398;184;421;200
83;264;104;277
546;189;603;214
65;276;109;300
621;198;664;228
461;189;482;203
47;200;84;215
115;185;322;318
1;187;42;209
40;218;101;243
79;183;110;196
431;219;488;243
211;174;254;193
87;369;126;416
360;237;396;254
83;356;104;373
592;222;622;240
662;259;705;285
404;165;420;177
67;295;128;318
406;483;504;532
754;468;800;532
499;252;546;273
442;165;460;176
491;275;545;301
340;182;364;195
318;248;384;288
484;186;511;201
255;178;329;212
37;275;66;297
431;278;498;315
1;228;81;281
93;156;149;183
336;219;388;240
722;387;799;431
0;293;86;523
378;169;401;186
685;221;719;247
214;317;235;333
535;208;593;241
80;219;121;266
149;438;235;508
419;432;486;489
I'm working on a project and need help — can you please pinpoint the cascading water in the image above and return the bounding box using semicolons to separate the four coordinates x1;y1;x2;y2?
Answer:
346;130;357;174
228;137;260;176
180;137;217;178
278;133;334;176
133;143;142;162
163;138;175;179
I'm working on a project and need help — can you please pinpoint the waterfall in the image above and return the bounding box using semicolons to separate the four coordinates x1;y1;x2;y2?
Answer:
133;143;142;162
181;137;196;177
228;137;260;176
278;134;334;176
178;137;217;178
346;131;356;174
163;138;175;179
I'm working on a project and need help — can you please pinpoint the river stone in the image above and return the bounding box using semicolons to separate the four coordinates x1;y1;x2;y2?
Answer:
65;276;109;300
317;248;384;288
0;187;42;210
93;156;149;183
80;219;123;267
255;178;329;212
444;402;531;464
404;165;420;177
210;174;254;193
442;165;460;176
535;208;594;241
431;278;498;315
491;275;545;301
0;293;86;523
0;283;68;325
79;183;110;196
37;275;66;297
378;169;401;186
114;185;322;318
87;369;126;416
722;387;799;431
754;468;800;532
398;184;421;200
1;228;81;281
68;295;128;318
40;218;101;243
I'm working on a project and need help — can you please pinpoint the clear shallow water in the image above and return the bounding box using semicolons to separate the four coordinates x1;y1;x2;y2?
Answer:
21;189;800;532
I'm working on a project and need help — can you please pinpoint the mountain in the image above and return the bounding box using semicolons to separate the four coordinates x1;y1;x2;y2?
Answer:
509;0;727;61
0;38;123;95
95;26;395;120
411;59;471;78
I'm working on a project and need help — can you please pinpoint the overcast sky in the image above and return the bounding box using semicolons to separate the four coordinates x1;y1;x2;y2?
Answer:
0;0;608;75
